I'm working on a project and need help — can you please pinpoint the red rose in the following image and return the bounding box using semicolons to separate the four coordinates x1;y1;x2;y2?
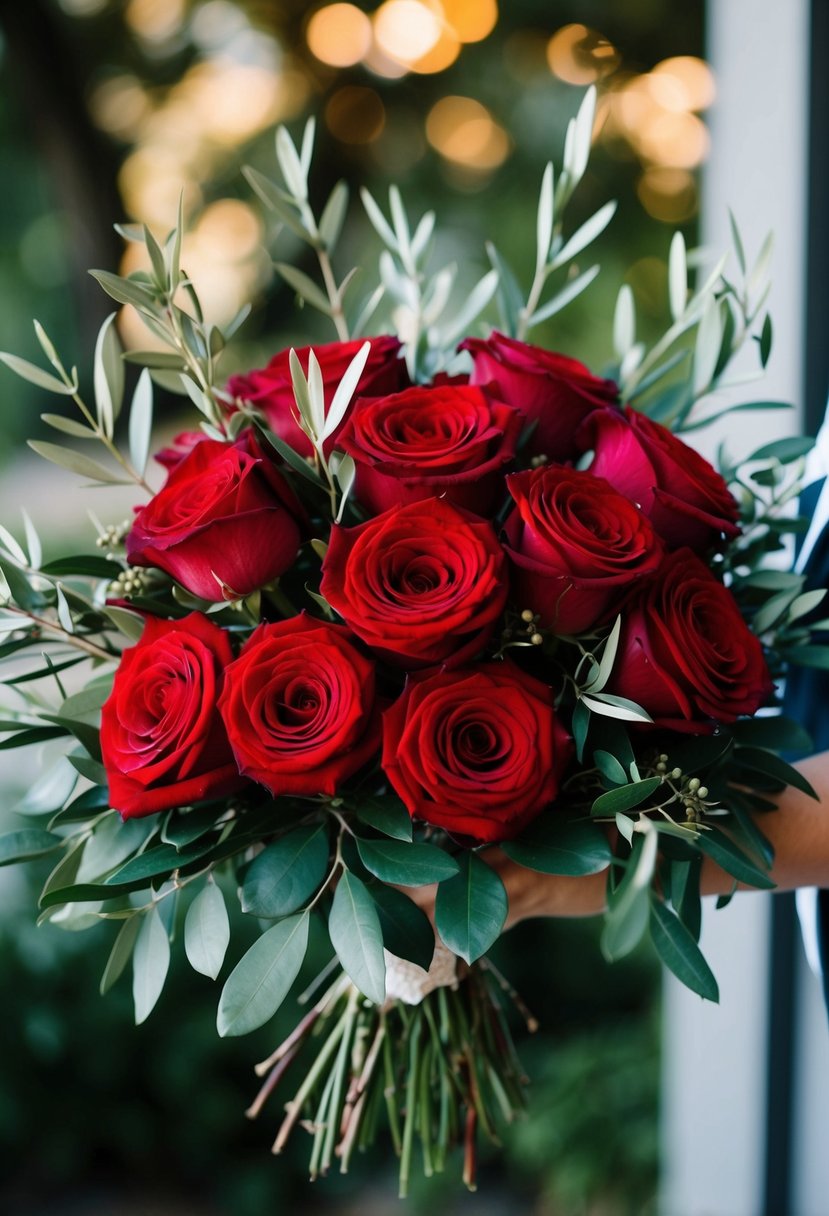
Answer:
337;383;523;516
504;466;663;634
461;331;619;461
218;614;381;796
101;613;244;819
382;662;572;843
127;437;303;601
227;336;407;458
154;430;206;474
581;406;740;550
320;498;508;668
608;549;773;730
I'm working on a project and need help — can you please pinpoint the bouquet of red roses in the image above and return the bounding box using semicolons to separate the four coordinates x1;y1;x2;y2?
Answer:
1;90;825;1195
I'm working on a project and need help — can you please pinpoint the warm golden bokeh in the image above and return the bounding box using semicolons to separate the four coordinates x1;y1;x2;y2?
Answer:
374;0;444;63
306;4;373;68
425;95;510;171
547;24;620;86
442;0;498;43
637;167;698;222
124;0;187;43
409;29;461;74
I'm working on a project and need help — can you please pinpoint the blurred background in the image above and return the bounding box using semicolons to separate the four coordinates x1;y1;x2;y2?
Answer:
0;2;825;1214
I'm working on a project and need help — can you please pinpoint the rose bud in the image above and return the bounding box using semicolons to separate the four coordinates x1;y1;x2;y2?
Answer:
503;466;663;634
227;336;408;458
460;331;619;462
218;614;381;797
607;549;773;730
101;612;245;819
382;662;572;843
338;383;523;516
320;498;508;668
580;406;740;551
127;436;304;601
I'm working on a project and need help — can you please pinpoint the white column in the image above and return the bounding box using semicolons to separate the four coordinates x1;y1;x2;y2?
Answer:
662;3;811;1215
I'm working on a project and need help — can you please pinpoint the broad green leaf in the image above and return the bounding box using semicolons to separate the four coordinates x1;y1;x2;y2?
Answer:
695;828;775;889
16;758;77;816
132;906;171;1024
650;897;719;1001
240;823;329;918
0;828;63;866
594;749;628;786
161;804;224;848
185;880;230;980
106;837;218;885
90;269;157;310
732;714;813;754
733;746;817;798
76;813;150;883
356;839;459;886
784;644;829;671
581;691;653;723
434;852;507;965
218;912;309;1037
27;441;127;485
591;777;662;817
41;555;120;578
128;369;153;477
369;884;435;973
329;870;385;1003
503;816;612;875
354;796;412;842
100;914;142;995
749;435;814;464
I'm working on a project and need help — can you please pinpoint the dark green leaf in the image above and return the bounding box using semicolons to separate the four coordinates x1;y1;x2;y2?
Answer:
749;435;814;464
100;914;142;995
256;425;323;486
671;857;702;942
502;816;612;875
434;852;507;965
328;870;385;1003
758;313;773;367
369;884;435;972
353;795;412;842
591;777;662;817
0;828;63;866
105;837;218;885
217;913;309;1037
733;746;817;798
571;699;589;763
161;804;224;847
649;897;719;1001
695;828;775;889
240;823;329;918
594;749;628;786
356;838;459;886
0;725;69;750
784;645;829;671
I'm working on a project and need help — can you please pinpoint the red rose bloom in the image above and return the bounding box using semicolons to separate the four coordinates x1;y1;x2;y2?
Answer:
227;336;407;458
218;615;381;797
337;383;523;516
461;331;619;462
382;662;572;843
504;466;664;634
608;549;773;730
154;430;206;474
101;613;244;819
581;406;740;550
320;498;508;668
127;437;303;601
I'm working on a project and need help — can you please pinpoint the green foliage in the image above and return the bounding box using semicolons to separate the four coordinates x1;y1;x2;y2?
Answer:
434;852;507;965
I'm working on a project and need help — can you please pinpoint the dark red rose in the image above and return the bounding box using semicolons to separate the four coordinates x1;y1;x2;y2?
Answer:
127;437;303;601
461;331;619;461
227;336;407;458
581;406;740;550
320;498;508;668
101;612;244;819
504;466;663;634
382;662;572;843
607;549;773;730
338;383;523;516
154;431;206;474
218;614;381;796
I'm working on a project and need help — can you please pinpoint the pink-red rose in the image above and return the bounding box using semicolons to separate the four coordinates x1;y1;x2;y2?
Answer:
382;662;572;842
101;612;244;819
461;331;619;461
320;498;508;668
504;466;663;634
337;383;523;516
218;614;381;796
127;437;304;601
608;549;773;730
227;336;407;458
581;406;740;550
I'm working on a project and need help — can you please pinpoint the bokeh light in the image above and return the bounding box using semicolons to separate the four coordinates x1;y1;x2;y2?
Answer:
306;4;373;68
326;86;386;143
547;24;620;86
637;167;698;222
124;0;186;43
442;0;498;43
374;0;443;63
425;96;510;171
